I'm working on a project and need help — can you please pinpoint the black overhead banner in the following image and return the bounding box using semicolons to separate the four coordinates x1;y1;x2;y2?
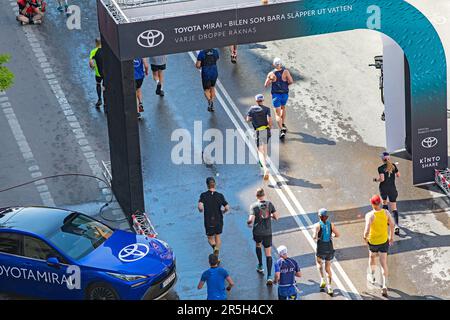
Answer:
97;0;447;185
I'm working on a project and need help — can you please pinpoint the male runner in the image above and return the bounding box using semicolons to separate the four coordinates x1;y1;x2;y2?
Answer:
134;58;149;119
198;254;234;300
313;208;340;296
364;195;395;298
198;177;230;259
196;48;219;112
247;188;279;285
89;38;104;108
149;55;167;96
246;94;272;181
274;245;301;300
264;57;293;139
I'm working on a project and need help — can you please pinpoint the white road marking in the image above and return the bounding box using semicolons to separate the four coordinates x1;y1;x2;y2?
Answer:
18;26;110;199
188;51;361;300
0;94;55;207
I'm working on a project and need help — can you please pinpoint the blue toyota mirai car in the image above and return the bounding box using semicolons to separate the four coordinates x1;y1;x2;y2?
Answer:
0;206;176;300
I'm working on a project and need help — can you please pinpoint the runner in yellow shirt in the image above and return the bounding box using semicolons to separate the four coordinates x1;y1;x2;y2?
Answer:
363;194;394;298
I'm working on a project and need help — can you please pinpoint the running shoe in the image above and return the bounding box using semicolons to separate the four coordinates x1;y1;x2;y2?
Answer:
95;100;102;108
266;277;274;286
137;112;142;120
256;264;264;274
156;83;162;95
159;89;165;97
64;4;69;13
282;124;288;132
280;131;286;139
138;103;144;113
381;287;388;298
367;272;376;285
327;285;334;296
208;100;215;112
394;226;400;235
231;54;237;64
57;6;63;12
320;279;327;290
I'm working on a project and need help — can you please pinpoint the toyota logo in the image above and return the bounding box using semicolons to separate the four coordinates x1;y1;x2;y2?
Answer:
137;30;164;48
118;243;149;262
421;137;438;148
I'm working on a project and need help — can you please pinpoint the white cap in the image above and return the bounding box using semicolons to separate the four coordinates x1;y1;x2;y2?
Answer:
277;245;288;256
273;57;283;67
255;94;264;101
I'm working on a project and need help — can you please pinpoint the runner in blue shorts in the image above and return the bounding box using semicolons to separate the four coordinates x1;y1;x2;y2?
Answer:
265;57;294;139
196;48;219;112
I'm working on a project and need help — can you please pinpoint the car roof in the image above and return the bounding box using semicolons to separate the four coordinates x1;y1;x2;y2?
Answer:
0;207;76;238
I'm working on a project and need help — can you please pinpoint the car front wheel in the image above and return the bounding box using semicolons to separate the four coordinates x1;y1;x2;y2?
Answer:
87;283;119;300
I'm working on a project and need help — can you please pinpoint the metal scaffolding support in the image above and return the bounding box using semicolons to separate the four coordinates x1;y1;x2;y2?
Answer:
101;160;157;237
435;169;450;196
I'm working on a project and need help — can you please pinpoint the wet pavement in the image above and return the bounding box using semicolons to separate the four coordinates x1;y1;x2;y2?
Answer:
1;0;450;300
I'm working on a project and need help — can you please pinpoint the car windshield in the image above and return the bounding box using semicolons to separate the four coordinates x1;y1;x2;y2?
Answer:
47;213;113;261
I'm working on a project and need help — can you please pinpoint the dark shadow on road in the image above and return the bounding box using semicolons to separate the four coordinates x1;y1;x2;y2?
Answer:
287;131;336;146
270;174;323;190
360;288;443;300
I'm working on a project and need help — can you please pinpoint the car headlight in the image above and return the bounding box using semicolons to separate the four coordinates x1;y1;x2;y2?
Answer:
157;239;170;250
106;272;148;282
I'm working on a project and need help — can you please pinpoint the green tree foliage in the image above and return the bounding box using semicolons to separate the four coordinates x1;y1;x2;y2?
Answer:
0;54;14;91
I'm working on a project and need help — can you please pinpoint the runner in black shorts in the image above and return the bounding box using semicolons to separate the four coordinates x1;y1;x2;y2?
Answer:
313;208;339;296
198;177;230;260
373;152;401;235
247;188;279;285
246;94;272;181
149;55;167;96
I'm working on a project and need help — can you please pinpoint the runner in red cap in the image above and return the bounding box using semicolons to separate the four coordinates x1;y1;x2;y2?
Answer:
364;194;395;297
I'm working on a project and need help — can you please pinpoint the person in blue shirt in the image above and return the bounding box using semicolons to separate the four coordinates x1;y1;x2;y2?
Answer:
196;48;219;112
133;57;149;119
274;245;301;300
198;254;234;300
313;208;340;296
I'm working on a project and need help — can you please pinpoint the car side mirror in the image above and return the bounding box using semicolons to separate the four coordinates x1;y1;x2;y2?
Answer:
46;257;60;268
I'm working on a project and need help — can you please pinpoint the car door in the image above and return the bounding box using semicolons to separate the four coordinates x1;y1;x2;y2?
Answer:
0;232;26;296
22;235;78;299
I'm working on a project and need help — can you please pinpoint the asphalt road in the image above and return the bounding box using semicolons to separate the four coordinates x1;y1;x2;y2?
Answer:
0;0;449;300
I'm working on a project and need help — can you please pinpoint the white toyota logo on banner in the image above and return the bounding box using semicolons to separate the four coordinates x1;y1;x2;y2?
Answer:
137;30;164;48
118;243;149;262
421;137;438;148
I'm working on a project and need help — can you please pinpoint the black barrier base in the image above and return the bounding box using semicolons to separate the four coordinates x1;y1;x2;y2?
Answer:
102;37;145;224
